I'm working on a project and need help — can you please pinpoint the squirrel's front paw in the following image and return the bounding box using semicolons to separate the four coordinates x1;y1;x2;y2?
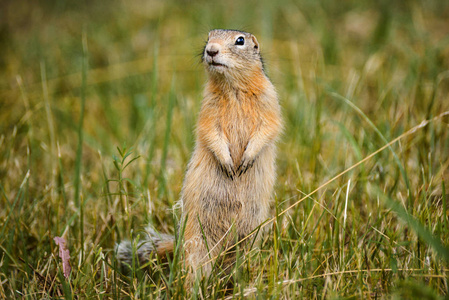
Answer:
220;158;235;180
237;154;255;176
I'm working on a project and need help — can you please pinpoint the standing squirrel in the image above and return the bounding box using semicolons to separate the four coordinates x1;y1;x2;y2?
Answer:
117;29;282;283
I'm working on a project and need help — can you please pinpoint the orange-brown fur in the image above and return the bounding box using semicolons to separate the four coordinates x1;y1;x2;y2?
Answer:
117;29;282;285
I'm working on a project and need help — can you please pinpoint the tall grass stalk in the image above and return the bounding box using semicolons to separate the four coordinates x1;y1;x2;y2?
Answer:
143;42;159;188
74;33;88;257
158;78;176;199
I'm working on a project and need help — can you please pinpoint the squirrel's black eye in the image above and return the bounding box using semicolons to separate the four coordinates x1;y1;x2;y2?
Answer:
235;36;245;46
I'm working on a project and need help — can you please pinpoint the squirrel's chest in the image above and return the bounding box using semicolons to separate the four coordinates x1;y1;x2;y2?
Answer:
219;96;259;134
219;99;259;162
221;101;257;139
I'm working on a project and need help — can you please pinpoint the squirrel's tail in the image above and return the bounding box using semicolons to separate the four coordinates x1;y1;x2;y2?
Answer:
116;226;175;268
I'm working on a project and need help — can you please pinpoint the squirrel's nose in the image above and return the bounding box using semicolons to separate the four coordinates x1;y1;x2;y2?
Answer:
206;43;220;57
207;49;218;57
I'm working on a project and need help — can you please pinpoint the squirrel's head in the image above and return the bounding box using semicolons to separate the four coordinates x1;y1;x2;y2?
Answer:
203;29;263;80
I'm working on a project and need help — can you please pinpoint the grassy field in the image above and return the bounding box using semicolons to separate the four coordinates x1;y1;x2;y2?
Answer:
1;0;449;298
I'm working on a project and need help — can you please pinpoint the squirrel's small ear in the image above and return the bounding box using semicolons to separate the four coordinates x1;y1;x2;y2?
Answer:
251;35;260;52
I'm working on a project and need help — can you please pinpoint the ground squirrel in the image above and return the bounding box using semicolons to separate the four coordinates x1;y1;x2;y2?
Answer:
117;29;282;284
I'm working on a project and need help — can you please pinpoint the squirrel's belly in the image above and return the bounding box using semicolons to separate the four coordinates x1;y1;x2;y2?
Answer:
181;145;275;244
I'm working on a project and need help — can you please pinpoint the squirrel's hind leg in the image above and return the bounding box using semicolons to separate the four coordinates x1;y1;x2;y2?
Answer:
183;235;214;287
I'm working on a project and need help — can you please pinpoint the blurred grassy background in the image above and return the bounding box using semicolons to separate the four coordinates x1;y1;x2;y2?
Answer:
1;0;449;298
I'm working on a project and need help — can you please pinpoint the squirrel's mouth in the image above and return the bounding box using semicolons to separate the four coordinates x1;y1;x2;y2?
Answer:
209;61;227;68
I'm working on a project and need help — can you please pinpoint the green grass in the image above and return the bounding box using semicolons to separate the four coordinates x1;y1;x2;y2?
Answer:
1;0;449;298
